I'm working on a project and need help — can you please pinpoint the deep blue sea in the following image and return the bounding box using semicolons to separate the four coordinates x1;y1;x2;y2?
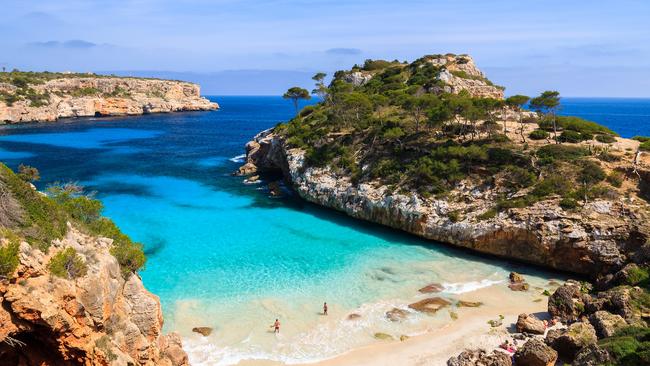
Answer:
0;97;647;364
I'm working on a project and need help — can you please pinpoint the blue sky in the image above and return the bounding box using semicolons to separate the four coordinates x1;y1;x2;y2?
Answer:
1;0;649;96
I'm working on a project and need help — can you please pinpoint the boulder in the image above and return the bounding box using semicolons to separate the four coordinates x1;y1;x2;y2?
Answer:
589;311;627;338
516;313;546;335
408;297;451;314
571;344;611;366
447;349;512;366
514;338;558;366
419;283;444;293
548;281;589;322
510;272;525;283
191;327;213;337
546;322;597;361
385;308;409;322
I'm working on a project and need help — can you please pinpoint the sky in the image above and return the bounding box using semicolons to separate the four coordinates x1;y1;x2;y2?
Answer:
1;0;649;96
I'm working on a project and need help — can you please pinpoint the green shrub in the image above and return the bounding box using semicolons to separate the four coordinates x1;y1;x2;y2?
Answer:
536;144;589;165
626;266;650;286
540;116;616;136
558;130;587;143
477;208;497;220
48;247;88;279
579;160;606;184
448;210;462;222
17;164;40;182
110;240;146;278
640;141;650;152
607;171;624;188
559;197;578;210
632;136;650;142
502;165;536;189
596;134;616;143
533;174;573;198
529;129;549;140
362;59;393;71
599;327;650;366
0;231;20;278
70;87;100;97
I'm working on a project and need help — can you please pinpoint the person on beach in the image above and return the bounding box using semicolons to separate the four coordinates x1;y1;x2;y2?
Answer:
272;319;280;333
323;302;328;315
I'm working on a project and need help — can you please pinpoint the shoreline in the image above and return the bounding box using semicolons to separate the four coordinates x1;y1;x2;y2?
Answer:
189;283;553;366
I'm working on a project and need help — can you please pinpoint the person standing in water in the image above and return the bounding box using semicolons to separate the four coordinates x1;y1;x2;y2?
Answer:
272;319;280;333
323;302;328;315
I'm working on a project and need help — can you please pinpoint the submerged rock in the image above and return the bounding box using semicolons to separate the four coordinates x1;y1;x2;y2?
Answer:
374;332;393;340
408;297;451;314
419;283;444;293
458;300;483;308
385;308;409;322
347;313;361;320
192;327;213;337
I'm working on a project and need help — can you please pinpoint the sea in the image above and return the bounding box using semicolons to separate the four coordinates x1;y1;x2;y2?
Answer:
0;97;648;365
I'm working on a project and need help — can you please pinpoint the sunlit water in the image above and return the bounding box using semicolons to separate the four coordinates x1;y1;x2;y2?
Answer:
1;97;646;364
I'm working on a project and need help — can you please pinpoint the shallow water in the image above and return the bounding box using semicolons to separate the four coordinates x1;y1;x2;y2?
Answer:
1;96;644;364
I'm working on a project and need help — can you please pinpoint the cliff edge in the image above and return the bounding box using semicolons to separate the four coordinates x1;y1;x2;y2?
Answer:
0;164;188;365
0;72;218;123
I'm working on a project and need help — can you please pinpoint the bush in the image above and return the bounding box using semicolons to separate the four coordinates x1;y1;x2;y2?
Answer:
48;247;88;279
640;141;650;152
448;210;462;222
362;59;393;71
579;160;606;185
540;116;616;135
17;164;40;182
529;129;549;140
596;134;616;143
110;240;146;278
503;165;536;189
477;208;497;220
607;171;624;188
632;136;650;142
532;174;573;198
0;231;20;278
558;130;587;143
559;197;579;210
626;266;650;286
599;326;650;366
536;144;589;164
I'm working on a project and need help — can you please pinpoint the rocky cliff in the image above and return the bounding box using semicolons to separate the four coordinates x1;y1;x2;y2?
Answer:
0;164;188;365
0;75;218;123
0;226;188;366
239;129;650;279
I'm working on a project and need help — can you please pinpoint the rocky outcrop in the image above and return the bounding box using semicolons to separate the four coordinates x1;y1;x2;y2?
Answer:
0;77;218;123
0;225;187;366
546;322;597;360
516;313;546;335
514;338;558;366
238;131;650;278
447;349;512;366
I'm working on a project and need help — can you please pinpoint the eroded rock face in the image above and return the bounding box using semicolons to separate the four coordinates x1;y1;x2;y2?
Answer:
0;226;188;366
546;322;597;361
516;313;546;334
238;131;650;278
514;338;558;366
447;349;512;366
589;310;627;338
0;77;218;123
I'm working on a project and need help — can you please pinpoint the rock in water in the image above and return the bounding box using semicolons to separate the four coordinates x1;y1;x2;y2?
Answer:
408;297;451;314
192;327;213;337
385;308;409;322
514;338;558;366
374;332;393;340
510;272;525;283
457;300;483;308
516;313;546;334
509;282;530;291
418;283;444;293
268;181;283;197
347;313;361;320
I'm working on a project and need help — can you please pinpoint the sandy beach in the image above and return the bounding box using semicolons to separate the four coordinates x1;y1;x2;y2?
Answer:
236;283;552;366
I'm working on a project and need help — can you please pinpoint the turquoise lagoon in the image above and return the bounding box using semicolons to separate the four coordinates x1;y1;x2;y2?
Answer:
0;96;607;364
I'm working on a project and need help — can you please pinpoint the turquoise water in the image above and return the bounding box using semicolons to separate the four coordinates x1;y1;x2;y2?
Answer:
2;96;644;364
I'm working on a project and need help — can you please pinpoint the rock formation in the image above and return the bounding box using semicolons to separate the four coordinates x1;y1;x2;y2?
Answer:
238;127;650;278
0;76;218;123
0;226;188;366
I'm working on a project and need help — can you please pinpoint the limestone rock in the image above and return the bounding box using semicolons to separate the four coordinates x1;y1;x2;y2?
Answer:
548;281;589;322
514;338;558;366
419;283;444;293
192;327;213;337
571;344;610;366
546;322;597;361
0;77;218;124
385;308;409;322
516;313;546;335
0;227;188;366
458;300;483;308
408;297;451;314
509;272;525;283
589;311;627;338
447;349;512;366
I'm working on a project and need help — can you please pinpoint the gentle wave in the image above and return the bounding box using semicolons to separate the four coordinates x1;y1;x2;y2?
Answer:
442;279;504;294
229;154;246;163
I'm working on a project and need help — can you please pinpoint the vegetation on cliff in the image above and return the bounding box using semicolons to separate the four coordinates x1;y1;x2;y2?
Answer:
0;163;145;278
277;54;623;214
